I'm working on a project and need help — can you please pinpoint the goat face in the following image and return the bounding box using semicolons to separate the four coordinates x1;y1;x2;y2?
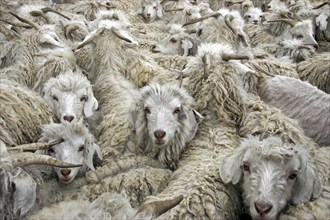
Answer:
244;8;264;25
220;135;322;220
139;0;163;22
152;33;195;56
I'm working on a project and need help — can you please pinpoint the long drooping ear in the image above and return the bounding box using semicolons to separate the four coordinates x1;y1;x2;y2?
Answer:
84;142;102;171
137;7;143;15
157;7;164;18
12;173;37;217
180;37;193;56
84;87;98;118
291;149;322;204
220;145;248;185
42;86;55;110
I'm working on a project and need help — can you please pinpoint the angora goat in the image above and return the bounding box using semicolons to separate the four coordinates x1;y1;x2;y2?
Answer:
220;135;323;220
131;82;201;169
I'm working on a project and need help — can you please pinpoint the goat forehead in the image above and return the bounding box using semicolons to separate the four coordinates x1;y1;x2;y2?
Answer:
145;96;181;109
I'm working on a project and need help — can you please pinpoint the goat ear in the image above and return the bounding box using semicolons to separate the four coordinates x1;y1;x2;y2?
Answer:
180;38;193;56
137;7;143;15
84;142;102;171
291;152;322;204
84;88;98;118
12;174;37;217
42;88;55;111
157;8;164;18
220;148;247;185
40;34;65;48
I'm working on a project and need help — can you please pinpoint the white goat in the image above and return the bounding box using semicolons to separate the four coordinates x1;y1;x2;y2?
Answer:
151;24;200;56
42;71;99;124
131;82;201;169
138;0;164;23
257;75;330;146
220;135;322;220
38;121;102;184
244;7;264;25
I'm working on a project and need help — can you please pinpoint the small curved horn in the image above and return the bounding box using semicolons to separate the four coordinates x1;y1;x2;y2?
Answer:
225;0;245;6
267;19;297;27
222;54;249;61
0;18;32;28
9;12;40;30
224;14;237;35
137;195;183;218
76;27;105;50
165;8;184;12
312;2;330;10
11;153;83;168
111;27;133;43
64;24;80;39
203;54;211;80
41;7;71;20
29;10;50;23
8;139;63;152
183;12;221;27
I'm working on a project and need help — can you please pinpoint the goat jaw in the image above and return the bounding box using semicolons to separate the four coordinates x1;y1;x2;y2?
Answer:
137;195;183;218
11;152;83;168
8;139;63;152
9;12;40;30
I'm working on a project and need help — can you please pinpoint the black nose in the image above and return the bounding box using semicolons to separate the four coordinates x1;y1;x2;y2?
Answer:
253;20;258;24
154;130;166;139
147;13;151;17
61;169;71;176
313;44;319;49
63;115;74;122
255;202;273;216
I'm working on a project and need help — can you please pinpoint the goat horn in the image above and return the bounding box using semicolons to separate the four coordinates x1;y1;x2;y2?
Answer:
225;0;244;6
111;27;133;43
202;54;211;80
76;27;105;50
0;18;32;28
161;0;178;4
11;153;83;168
164;8;184;12
29;10;50;23
0;24;19;39
322;30;330;42
224;14;237;35
41;7;71;20
65;24;80;39
137;195;183;217
8;139;63;152
312;2;330;9
222;54;249;61
183;12;221;27
267;19;297;27
9;12;40;30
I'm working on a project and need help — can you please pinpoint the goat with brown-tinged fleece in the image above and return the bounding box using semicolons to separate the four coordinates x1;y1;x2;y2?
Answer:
42;71;99;124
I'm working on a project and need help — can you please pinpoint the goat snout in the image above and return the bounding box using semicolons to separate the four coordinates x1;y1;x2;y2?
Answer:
253;20;259;24
146;13;151;17
154;129;166;139
254;201;273;216
313;44;319;50
63;115;74;122
61;169;71;176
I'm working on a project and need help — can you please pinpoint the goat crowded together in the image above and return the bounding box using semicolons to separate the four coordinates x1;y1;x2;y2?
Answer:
0;0;329;219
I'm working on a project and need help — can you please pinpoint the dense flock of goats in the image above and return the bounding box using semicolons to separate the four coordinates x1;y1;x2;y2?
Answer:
0;0;329;219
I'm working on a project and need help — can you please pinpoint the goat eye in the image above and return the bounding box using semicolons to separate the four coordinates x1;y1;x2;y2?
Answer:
78;145;85;152
52;95;58;101
11;182;16;192
144;107;150;114
173;107;181;114
170;38;177;43
247;15;251;18
242;163;250;172
288;173;297;180
296;34;303;39
48;148;55;154
80;95;87;102
153;6;157;9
